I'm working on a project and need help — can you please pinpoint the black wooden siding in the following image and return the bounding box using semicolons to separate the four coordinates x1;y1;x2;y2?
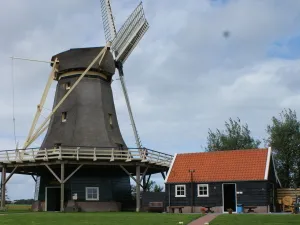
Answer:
165;181;272;207
38;170;131;204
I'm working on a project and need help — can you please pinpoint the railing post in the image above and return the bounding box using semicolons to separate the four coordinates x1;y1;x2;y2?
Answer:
110;148;114;161
31;149;35;161
76;147;80;161
93;148;97;161
157;152;161;164
44;148;48;161
58;146;62;160
5;151;9;162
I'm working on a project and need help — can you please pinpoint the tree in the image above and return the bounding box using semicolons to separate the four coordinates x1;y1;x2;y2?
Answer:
131;179;164;199
153;184;164;192
265;108;300;188
206;117;261;151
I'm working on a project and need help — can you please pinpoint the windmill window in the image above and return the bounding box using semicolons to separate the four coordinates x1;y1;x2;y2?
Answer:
108;113;113;126
175;185;186;197
63;82;71;90
85;187;99;201
54;143;61;149
62;112;67;122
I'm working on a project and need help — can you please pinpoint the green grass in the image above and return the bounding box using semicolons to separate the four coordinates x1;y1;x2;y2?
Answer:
210;214;300;225
0;204;31;213
7;204;31;211
0;212;201;225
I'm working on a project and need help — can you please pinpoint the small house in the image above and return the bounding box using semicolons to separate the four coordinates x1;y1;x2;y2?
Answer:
164;148;281;213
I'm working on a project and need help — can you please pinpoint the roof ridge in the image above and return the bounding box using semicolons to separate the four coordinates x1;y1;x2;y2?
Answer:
178;148;268;155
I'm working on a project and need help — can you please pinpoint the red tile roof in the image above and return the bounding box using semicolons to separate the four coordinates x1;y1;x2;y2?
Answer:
166;148;270;183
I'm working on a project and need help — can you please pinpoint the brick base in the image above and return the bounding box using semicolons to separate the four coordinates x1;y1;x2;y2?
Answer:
76;201;122;212
167;205;269;214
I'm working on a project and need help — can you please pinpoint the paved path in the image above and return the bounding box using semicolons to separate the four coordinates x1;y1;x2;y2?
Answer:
188;214;220;225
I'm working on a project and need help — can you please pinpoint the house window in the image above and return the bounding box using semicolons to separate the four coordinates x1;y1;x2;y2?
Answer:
198;184;209;197
108;113;113;127
63;82;71;90
85;187;99;201
62;112;67;122
175;185;186;197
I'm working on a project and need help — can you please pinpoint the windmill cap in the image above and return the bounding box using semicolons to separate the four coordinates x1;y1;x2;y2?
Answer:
50;47;115;79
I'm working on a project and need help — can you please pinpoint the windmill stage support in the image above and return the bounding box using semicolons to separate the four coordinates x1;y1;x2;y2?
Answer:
60;163;65;212
161;172;166;180
0;166;6;209
136;165;140;212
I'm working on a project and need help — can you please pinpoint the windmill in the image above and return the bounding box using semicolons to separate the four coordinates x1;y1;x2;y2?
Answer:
0;0;173;213
100;0;149;150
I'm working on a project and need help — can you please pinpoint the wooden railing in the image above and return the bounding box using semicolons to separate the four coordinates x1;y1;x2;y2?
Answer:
0;147;173;167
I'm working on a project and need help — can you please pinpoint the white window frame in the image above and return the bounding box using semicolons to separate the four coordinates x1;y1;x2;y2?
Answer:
85;187;99;201
197;184;209;197
175;185;186;197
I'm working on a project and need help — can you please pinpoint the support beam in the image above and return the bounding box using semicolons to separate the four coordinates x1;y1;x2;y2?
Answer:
136;165;140;212
141;166;148;181
119;165;143;188
4;166;18;185
0;166;6;209
23;58;59;149
146;174;151;189
27;44;110;147
141;166;148;191
31;175;37;182
143;176;146;192
161;171;166;180
44;164;61;183
64;164;83;183
60;163;65;212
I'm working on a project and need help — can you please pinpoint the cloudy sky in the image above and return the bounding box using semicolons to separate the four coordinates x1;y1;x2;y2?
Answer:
1;0;300;200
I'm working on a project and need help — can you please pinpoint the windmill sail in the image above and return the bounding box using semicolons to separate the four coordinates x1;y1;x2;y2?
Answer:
111;2;149;63
100;0;117;42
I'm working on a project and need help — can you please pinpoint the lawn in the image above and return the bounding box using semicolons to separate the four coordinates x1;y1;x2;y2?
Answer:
0;204;31;214
0;212;201;225
210;214;300;225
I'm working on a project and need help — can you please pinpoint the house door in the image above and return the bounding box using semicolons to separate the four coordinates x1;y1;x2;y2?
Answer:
223;183;237;213
45;187;60;211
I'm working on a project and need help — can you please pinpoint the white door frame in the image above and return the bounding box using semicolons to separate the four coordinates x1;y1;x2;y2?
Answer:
45;186;60;212
222;183;237;213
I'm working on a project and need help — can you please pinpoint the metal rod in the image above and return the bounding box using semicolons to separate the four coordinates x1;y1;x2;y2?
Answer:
10;56;54;64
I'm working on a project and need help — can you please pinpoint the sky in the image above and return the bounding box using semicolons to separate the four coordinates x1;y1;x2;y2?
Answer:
1;0;300;200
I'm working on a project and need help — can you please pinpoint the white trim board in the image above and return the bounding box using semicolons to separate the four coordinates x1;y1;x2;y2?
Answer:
264;147;272;180
164;153;177;183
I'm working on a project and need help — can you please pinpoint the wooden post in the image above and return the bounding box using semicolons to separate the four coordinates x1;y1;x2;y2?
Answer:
136;165;141;212
0;166;6;209
143;176;146;192
60;163;65;212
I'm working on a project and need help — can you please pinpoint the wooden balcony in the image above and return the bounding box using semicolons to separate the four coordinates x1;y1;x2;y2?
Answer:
0;147;173;168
